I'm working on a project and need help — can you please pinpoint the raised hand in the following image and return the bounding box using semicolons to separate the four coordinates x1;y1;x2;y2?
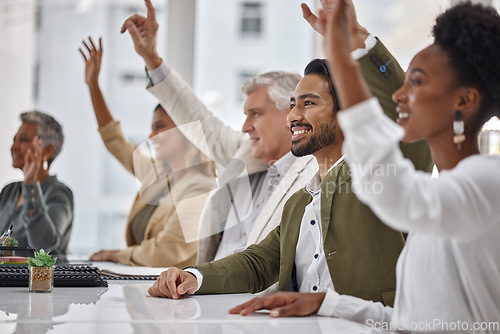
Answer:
121;0;162;70
79;36;103;87
302;0;368;51
23;136;43;185
148;267;198;299
319;0;372;109
319;0;351;64
301;0;336;35
229;291;326;317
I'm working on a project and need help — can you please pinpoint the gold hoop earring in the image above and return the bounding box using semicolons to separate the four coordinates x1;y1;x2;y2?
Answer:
453;110;466;151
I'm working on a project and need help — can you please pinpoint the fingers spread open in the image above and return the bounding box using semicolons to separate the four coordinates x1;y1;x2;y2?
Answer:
78;48;87;61
89;36;97;50
82;40;91;53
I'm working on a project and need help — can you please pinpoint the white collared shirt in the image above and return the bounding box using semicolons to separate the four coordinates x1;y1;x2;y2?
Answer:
295;156;345;293
214;152;297;260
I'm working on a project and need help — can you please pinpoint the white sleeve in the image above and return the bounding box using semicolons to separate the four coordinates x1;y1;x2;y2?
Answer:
147;68;253;169
351;34;377;60
337;97;500;240
184;267;203;292
317;288;393;325
147;62;171;86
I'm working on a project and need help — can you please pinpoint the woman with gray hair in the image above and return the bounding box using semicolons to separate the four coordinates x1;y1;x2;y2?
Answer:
0;111;73;254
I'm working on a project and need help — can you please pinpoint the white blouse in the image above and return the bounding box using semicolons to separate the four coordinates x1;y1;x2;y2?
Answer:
317;97;500;333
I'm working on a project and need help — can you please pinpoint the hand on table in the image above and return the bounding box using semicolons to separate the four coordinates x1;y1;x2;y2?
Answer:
229;291;326;318
90;249;120;263
148;267;198;299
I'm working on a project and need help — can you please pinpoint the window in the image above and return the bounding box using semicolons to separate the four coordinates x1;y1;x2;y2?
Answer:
238;70;257;101
240;2;263;37
479;117;500;155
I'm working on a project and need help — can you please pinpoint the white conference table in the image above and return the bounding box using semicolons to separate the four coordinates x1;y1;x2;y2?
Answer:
0;280;376;334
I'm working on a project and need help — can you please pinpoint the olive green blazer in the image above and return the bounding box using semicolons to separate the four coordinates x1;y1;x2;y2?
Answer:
194;39;432;306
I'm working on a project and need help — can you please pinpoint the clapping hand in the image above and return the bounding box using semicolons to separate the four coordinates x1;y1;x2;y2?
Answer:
23;136;43;185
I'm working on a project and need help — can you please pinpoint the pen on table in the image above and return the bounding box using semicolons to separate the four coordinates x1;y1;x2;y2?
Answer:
0;224;14;246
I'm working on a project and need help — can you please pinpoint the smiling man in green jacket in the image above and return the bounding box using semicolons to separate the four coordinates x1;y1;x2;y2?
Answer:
145;3;432;306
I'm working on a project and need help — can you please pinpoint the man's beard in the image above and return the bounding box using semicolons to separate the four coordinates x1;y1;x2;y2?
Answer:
291;122;336;157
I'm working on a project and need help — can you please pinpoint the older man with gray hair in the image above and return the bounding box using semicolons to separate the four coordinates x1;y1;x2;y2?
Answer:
121;0;317;264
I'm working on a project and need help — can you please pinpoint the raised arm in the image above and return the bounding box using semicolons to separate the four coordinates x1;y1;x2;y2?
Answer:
120;0;162;70
121;0;249;166
320;0;372;109
80;37;141;176
79;37;113;128
302;0;368;51
321;1;496;239
315;1;431;173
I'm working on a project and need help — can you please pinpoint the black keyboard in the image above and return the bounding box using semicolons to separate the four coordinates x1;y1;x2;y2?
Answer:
0;265;108;287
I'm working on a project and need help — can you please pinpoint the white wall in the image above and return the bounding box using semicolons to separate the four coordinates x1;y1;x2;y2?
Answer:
193;0;316;129
0;0;167;256
0;0;36;188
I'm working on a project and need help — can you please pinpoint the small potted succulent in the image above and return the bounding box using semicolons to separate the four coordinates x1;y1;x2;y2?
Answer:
8;237;19;247
28;249;57;293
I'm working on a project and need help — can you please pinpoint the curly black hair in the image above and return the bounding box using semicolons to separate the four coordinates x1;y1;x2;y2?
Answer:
433;1;500;133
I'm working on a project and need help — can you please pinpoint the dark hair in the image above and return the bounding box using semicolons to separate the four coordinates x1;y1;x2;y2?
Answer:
151;103;216;178
20;110;64;167
304;59;340;112
433;2;500;134
154;104;165;113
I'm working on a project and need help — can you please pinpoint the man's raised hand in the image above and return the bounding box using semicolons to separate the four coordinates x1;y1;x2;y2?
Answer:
121;0;162;69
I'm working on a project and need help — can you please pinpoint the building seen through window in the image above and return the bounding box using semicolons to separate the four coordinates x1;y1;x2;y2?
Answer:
240;2;263;37
479;116;500;155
